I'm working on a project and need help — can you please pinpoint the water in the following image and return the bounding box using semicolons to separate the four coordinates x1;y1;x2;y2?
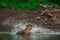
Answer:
11;21;55;34
1;20;60;40
1;19;58;34
0;34;60;40
1;20;60;34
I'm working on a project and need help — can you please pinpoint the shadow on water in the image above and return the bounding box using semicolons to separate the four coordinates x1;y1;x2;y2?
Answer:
0;34;60;40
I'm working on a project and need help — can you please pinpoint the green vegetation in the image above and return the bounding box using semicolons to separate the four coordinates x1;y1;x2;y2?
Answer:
0;0;39;9
50;0;60;6
0;0;59;10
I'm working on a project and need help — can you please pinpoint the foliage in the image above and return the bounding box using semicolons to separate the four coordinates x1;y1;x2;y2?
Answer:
0;0;59;10
0;0;39;9
50;0;60;6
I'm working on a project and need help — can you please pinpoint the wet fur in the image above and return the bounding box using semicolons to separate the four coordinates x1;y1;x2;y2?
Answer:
17;25;32;35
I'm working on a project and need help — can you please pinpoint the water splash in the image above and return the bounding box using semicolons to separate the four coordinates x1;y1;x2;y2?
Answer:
11;20;33;34
1;18;59;34
11;21;55;34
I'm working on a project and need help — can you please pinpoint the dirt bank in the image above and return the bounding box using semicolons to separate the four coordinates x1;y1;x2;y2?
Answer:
0;5;60;32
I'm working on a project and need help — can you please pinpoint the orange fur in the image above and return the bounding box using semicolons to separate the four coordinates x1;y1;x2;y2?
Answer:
17;24;32;35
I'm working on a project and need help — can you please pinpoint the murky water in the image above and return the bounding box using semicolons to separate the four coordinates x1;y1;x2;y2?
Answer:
0;34;60;40
1;20;60;40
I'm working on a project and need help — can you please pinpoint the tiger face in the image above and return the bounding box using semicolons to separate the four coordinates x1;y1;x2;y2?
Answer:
26;24;32;30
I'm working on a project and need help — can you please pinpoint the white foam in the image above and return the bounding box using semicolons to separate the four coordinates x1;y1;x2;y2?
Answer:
1;19;60;35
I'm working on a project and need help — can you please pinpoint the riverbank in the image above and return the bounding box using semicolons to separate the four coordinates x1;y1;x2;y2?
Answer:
0;5;60;32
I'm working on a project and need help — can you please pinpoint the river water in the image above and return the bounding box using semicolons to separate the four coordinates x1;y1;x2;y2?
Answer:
0;34;60;40
1;20;60;40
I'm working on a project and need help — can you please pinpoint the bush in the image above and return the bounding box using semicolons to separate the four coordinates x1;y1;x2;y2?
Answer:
0;0;59;10
0;0;39;9
50;0;60;6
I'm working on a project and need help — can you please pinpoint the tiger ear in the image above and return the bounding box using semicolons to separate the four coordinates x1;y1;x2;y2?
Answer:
30;25;32;26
